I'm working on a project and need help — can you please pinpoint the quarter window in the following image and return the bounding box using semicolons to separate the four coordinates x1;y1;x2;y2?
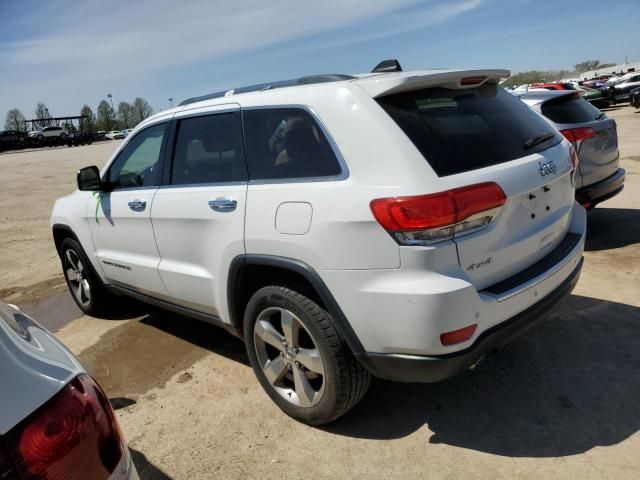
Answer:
243;108;342;180
170;112;247;185
108;122;167;189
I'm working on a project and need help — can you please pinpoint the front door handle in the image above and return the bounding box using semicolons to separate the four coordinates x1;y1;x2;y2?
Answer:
128;199;147;212
208;198;237;212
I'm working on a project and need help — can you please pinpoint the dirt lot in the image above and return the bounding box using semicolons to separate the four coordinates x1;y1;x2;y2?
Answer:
1;106;639;479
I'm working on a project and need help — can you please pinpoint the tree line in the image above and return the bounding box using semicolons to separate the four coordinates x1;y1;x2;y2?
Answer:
4;97;154;133
501;59;618;88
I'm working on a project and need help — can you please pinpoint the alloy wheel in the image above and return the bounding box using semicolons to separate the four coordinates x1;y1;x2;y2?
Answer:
253;307;326;407
64;249;91;307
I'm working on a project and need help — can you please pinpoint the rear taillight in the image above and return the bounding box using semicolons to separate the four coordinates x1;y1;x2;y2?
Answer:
560;127;598;144
370;182;506;245
6;375;124;480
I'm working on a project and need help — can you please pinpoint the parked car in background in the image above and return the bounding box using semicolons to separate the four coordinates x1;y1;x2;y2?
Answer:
52;65;586;424
0;130;28;151
0;301;139;479
105;130;125;140
607;72;635;86
28;126;68;141
612;73;640;101
630;87;640;109
528;82;613;108
583;79;608;88
530;82;577;91
579;85;614;109
121;129;134;137
518;90;624;209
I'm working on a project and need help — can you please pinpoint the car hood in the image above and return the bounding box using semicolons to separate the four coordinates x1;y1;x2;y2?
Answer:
0;302;84;434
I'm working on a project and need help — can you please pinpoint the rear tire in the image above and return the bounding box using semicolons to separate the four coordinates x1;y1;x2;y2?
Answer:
244;285;370;425
60;238;115;316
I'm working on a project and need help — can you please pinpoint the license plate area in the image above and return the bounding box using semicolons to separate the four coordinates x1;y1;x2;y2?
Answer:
526;183;557;221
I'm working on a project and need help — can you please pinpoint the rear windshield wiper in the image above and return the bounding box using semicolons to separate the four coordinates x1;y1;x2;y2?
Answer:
524;132;556;150
595;112;605;120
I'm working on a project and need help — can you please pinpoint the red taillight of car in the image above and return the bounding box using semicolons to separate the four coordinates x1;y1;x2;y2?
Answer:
440;324;478;346
370;182;506;245
560;127;598;144
6;374;124;480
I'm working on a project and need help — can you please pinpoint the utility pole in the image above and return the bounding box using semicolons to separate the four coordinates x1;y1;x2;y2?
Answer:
107;94;115;130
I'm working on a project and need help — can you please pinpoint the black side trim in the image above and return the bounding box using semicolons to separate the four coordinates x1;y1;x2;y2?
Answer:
107;285;241;338
576;168;625;206
483;232;581;296
228;255;365;355
51;223;79;254
356;257;583;383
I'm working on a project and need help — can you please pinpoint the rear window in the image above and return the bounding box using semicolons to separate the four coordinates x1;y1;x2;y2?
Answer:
171;112;247;185
541;94;601;124
377;85;561;177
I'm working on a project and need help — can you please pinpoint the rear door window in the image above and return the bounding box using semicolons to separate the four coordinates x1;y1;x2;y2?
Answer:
541;94;602;124
377;85;562;177
170;112;247;185
242;108;342;180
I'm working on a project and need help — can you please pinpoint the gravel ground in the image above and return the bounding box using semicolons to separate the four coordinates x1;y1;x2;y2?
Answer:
1;106;639;479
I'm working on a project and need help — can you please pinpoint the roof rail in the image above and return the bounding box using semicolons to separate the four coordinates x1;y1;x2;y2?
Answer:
179;74;355;106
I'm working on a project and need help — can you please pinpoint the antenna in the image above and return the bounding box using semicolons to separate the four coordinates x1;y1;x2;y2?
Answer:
371;59;403;73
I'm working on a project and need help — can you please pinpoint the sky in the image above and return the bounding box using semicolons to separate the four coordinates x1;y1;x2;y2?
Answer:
1;0;639;121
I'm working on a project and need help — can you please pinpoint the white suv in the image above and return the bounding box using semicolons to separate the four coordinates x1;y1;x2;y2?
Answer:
51;64;586;425
28;125;68;141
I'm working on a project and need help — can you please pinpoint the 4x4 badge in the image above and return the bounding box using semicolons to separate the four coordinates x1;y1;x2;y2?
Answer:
538;159;557;177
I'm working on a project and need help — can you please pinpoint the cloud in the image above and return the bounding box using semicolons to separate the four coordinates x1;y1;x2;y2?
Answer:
0;0;483;114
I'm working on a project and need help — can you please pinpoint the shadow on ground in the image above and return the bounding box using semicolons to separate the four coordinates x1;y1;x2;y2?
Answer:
323;294;640;457
585;207;640;251
79;305;248;398
130;448;173;480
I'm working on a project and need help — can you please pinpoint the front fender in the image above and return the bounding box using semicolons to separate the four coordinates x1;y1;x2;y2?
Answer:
50;191;105;282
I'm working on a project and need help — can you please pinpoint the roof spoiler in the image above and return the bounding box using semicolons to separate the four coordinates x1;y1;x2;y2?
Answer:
356;69;511;98
371;59;403;73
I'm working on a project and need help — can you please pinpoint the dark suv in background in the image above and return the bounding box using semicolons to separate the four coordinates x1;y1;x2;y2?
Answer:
0;130;28;151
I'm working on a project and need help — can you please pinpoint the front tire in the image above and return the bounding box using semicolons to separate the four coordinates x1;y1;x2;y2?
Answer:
244;286;370;425
60;238;115;316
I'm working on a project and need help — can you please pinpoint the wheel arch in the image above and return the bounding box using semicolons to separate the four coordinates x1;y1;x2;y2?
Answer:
228;255;365;355
52;223;80;258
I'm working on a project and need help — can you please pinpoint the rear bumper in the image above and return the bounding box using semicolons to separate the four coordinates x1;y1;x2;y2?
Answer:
356;257;583;383
576;168;625;207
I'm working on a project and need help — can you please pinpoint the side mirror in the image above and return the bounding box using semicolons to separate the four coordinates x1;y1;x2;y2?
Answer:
77;166;102;191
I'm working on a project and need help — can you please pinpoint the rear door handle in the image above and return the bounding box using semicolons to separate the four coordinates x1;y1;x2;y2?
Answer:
208;198;237;212
128;199;147;212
